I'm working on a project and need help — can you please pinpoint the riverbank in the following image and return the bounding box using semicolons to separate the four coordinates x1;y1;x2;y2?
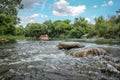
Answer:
0;35;31;44
65;38;120;45
1;35;120;45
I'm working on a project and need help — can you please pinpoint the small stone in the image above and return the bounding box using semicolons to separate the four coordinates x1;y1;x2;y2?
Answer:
116;66;120;71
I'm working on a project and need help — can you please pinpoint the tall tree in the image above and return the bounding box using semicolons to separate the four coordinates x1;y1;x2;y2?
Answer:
94;16;110;37
25;23;42;38
0;0;23;35
43;20;54;37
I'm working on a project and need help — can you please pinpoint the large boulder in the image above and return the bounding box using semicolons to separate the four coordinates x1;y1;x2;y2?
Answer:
58;42;84;50
72;47;108;57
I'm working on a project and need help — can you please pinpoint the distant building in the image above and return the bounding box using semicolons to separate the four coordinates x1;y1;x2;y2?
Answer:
39;34;49;40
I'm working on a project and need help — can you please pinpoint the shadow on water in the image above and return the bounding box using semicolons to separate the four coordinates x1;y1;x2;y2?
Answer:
0;40;120;80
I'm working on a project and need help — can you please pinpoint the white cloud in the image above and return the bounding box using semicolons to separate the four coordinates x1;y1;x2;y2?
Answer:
19;13;48;26
39;14;48;18
108;0;113;6
22;0;47;9
52;0;86;16
85;18;90;23
93;15;96;19
101;1;108;7
93;5;97;8
28;14;48;19
22;0;40;9
101;1;114;7
29;19;35;23
28;14;39;19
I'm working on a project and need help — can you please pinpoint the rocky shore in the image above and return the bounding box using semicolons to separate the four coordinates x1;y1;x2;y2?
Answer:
0;38;16;44
0;38;9;43
58;41;120;78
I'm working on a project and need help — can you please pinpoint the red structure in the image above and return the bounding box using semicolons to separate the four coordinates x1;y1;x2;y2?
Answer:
39;34;49;40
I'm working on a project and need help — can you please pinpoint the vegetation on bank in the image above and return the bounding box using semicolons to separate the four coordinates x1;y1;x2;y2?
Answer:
0;0;23;44
0;0;120;43
23;13;120;39
65;39;120;45
0;35;31;44
0;35;31;40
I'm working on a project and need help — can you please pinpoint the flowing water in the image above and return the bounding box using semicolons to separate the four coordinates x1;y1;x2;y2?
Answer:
0;40;120;80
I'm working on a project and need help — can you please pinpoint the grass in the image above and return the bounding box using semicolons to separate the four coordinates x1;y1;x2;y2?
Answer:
94;39;120;45
65;38;120;45
0;35;31;40
0;35;31;44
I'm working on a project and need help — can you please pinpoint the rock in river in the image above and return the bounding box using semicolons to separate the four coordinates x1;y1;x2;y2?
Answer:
58;42;84;49
116;66;120;71
72;47;108;57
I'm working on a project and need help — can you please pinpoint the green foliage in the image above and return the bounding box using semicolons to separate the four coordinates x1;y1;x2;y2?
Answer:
87;25;97;37
94;16;109;37
24;13;120;39
15;25;25;35
68;26;84;38
0;35;27;40
0;15;15;35
43;20;55;38
0;0;23;16
0;0;23;35
25;23;42;38
74;17;88;33
0;1;120;40
53;20;72;37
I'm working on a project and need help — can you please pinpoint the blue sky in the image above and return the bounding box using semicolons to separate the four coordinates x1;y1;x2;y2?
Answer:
18;0;120;26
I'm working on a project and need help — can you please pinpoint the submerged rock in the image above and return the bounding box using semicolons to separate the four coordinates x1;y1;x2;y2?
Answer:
116;66;120;71
72;47;108;57
58;42;84;49
0;67;9;74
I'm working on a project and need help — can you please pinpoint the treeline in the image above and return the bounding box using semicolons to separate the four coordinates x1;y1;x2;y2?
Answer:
17;14;120;39
1;15;120;39
0;0;120;39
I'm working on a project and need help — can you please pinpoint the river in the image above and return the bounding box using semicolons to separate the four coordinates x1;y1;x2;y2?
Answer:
0;40;120;80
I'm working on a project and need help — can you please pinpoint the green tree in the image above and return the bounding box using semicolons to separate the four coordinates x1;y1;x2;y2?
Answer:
25;23;42;38
0;15;16;35
15;25;25;35
94;16;109;37
68;26;84;38
74;17;88;33
0;0;23;35
107;14;120;38
53;20;72;38
43;20;55;38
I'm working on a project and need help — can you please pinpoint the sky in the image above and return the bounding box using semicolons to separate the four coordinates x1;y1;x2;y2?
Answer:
18;0;120;26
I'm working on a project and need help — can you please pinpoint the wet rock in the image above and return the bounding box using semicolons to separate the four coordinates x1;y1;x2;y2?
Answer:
58;42;84;50
0;38;9;44
99;77;107;80
72;47;108;57
106;64;120;73
0;67;9;74
116;66;120;71
102;56;113;61
101;47;120;58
